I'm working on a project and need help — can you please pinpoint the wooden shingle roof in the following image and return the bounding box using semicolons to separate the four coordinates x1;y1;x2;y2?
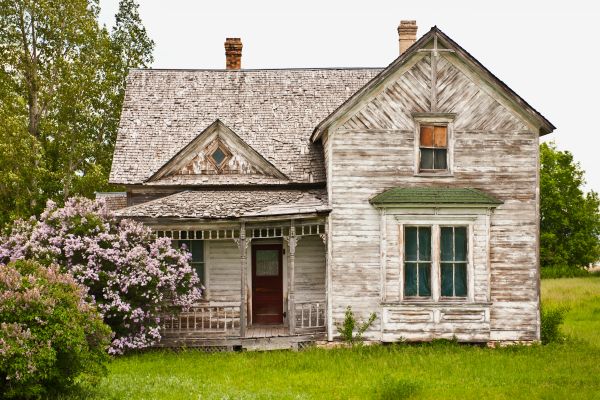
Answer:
114;189;329;219
109;68;381;185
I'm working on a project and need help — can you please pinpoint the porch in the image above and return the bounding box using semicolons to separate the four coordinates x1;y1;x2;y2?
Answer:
154;216;330;350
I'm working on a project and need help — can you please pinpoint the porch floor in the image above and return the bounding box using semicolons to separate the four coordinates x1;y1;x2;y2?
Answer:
246;325;288;338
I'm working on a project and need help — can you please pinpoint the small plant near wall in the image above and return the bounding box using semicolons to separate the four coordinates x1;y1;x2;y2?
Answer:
336;306;377;345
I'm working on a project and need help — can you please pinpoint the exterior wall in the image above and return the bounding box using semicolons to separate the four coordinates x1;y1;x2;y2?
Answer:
294;235;326;303
205;240;241;303
327;53;540;342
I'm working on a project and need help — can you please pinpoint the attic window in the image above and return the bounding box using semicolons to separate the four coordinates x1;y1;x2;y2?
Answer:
211;147;227;166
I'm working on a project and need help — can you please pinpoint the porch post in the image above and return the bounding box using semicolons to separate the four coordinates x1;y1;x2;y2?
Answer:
288;220;297;335
239;222;247;337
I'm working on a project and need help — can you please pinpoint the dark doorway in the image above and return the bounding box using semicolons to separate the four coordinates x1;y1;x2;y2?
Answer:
252;243;283;325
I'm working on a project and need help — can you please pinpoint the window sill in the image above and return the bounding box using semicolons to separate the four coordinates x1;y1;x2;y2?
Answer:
413;172;454;178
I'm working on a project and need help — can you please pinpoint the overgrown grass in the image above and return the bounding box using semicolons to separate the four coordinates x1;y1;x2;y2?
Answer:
541;276;600;346
59;278;600;400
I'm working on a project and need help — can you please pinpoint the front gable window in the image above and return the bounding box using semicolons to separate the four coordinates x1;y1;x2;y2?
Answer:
419;125;447;171
412;113;455;176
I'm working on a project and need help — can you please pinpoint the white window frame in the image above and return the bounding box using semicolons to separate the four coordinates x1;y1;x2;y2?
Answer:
397;216;475;303
412;113;456;177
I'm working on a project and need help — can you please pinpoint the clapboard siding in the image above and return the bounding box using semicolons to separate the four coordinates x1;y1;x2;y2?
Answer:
294;235;326;302
205;240;241;302
328;52;540;342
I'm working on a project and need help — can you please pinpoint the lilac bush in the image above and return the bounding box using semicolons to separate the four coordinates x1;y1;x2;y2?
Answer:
0;197;202;354
0;260;112;399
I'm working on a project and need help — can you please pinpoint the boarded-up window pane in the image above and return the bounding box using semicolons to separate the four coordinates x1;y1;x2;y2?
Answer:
404;263;417;296
434;126;447;147
420;125;434;147
420;149;434;170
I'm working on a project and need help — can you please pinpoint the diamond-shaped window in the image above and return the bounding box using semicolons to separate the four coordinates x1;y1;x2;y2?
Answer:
211;147;227;166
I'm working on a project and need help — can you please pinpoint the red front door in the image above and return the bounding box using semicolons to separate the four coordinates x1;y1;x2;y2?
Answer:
252;244;283;325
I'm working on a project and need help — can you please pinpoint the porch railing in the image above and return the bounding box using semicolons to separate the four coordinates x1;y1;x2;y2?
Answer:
295;300;326;331
161;305;241;336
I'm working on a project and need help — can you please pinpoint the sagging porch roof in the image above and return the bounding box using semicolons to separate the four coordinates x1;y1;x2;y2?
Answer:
115;189;329;219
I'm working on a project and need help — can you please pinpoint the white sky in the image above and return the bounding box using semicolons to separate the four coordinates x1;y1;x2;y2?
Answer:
99;0;600;193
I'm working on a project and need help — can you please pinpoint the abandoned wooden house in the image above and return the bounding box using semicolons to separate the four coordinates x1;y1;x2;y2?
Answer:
104;21;555;349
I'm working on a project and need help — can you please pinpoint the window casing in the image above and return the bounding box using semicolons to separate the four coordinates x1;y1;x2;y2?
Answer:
402;224;470;301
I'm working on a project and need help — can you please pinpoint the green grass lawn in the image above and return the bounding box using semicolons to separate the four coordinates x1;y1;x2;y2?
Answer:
64;277;600;400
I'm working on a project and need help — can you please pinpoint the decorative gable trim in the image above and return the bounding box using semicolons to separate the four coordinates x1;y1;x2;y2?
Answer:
147;119;288;183
310;27;555;142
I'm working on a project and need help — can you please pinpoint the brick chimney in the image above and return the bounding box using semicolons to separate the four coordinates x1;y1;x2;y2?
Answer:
398;20;417;55
224;38;243;69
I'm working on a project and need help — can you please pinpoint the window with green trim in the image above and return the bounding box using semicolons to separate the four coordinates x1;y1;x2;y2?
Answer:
404;226;432;297
176;240;205;285
440;227;467;298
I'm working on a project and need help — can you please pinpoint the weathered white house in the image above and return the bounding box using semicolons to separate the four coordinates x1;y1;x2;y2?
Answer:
106;21;555;349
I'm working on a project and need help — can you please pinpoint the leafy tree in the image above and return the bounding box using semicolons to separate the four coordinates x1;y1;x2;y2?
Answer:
0;0;154;227
540;142;600;271
0;197;202;354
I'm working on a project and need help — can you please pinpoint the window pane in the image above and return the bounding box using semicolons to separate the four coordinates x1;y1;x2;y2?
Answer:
418;227;431;261
256;250;279;276
441;227;453;261
420;149;434;169
404;263;417;296
405;227;417;261
434;149;447;169
191;241;204;262
434;126;447;147
418;263;431;297
454;263;467;297
420;125;434;147
455;227;467;261
441;263;454;296
177;239;191;251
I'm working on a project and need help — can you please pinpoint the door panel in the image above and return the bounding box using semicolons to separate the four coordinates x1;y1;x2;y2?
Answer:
252;244;283;325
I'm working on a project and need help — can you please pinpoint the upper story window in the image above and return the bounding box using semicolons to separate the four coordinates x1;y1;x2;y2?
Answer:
419;125;448;171
412;113;455;176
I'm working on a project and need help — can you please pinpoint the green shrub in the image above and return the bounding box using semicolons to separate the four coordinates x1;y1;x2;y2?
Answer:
336;306;377;345
540;306;567;344
0;260;112;399
541;265;590;279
